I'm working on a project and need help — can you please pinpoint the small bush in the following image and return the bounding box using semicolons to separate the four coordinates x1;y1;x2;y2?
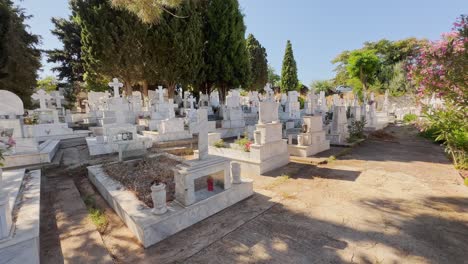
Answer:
235;138;252;152
347;119;366;143
403;113;418;123
213;139;226;148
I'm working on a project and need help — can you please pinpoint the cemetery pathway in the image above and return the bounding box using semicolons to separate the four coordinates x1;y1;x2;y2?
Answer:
38;125;468;264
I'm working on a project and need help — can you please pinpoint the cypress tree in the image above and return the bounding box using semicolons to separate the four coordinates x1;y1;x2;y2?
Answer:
145;0;203;98
76;0;146;95
47;3;84;85
246;33;268;91
203;0;250;102
280;40;299;92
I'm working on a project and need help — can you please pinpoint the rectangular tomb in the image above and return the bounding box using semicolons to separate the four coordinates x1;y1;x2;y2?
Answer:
87;155;253;248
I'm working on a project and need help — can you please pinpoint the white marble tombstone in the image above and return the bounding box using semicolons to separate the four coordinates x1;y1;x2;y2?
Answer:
0;90;24;116
31;89;52;110
108;78;124;98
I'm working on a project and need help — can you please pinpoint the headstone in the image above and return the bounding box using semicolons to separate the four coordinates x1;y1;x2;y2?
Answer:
0;90;24;116
31;89;52;110
108;78;124;98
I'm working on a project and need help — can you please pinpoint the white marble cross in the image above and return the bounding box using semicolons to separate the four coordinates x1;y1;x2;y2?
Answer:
32;89;52;110
188;95;196;110
156;86;165;102
51;92;65;108
108;78;123;98
196;109;208;160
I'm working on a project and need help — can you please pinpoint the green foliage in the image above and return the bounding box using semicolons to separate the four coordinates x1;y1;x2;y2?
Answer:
421;105;468;169
37;76;58;92
246;34;268;91
346;49;380;91
111;0;182;24
146;0;204;97
213;139;226;148
0;148;4;167
47;6;84;85
235;137;252;152
332;38;424;95
203;0;250;101
298;96;305;109
76;0;146;94
388;62;412;96
464;178;468;187
267;64;280;87
403;113;418;123
0;0;41;108
0;1;10;78
280;40;299;92
310;80;334;95
347;119;366;143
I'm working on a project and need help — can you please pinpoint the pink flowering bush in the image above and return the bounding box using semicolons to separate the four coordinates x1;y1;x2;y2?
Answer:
408;15;468;169
407;15;467;106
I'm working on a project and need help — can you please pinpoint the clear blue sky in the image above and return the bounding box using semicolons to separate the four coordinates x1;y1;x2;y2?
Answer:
14;0;466;85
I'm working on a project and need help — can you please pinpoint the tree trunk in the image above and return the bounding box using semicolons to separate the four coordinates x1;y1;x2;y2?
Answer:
124;80;132;97
141;80;149;97
219;84;227;104
166;82;176;99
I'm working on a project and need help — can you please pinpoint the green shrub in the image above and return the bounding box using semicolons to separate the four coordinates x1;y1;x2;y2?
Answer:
422;106;468;169
0;149;4;167
403;113;418;123
213;139;226;148
347;119;366;143
465;178;468;187
298;96;305;109
235;138;252;152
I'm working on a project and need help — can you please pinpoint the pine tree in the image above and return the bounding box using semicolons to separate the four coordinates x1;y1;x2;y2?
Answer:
280;40;299;92
203;0;250;102
0;0;41;107
76;0;146;95
246;33;268;91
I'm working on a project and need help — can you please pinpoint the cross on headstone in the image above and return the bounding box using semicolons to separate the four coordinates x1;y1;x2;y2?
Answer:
195;109;208;160
156;86;165;102
32;89;52;110
188;95;196;110
51;92;65;108
108;78;124;98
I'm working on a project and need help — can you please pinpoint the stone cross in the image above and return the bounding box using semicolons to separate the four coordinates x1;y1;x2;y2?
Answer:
32;89;52;110
108;78;123;98
156;86;165;102
188;95;196;110
51;92;65;108
196;109;208;160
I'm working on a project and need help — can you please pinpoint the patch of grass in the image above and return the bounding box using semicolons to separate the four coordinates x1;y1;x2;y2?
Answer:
264;174;290;190
403;113;418;123
327;148;352;164
213;139;226;148
83;195;108;232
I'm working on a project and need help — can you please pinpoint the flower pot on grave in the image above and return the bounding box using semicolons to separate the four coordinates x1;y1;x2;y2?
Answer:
151;183;167;215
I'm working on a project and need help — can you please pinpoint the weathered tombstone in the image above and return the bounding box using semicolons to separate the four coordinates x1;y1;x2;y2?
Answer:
108;78;124;98
31;89;52;110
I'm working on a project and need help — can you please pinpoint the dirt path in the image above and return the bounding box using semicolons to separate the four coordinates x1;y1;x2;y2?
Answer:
39;125;468;264
188;125;468;264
